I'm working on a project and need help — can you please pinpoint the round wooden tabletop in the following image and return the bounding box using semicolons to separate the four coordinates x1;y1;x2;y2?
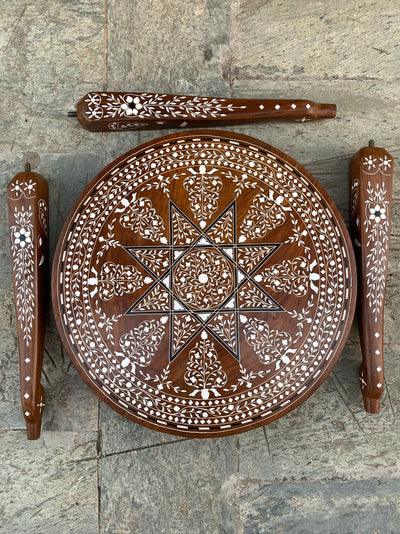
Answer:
52;130;356;437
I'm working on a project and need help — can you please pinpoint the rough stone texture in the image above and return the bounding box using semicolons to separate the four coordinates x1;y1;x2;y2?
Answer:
0;0;105;154
239;350;400;484
107;0;231;94
1;0;399;533
0;430;98;533
99;403;185;456
99;438;239;534
232;0;399;82
239;478;400;534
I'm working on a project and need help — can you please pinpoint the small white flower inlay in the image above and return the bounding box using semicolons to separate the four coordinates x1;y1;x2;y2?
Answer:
364;156;377;171
121;96;143;116
369;204;386;224
14;228;32;248
379;156;391;171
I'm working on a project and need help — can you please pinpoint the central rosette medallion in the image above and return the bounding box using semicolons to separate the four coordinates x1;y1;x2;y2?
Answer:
173;248;234;309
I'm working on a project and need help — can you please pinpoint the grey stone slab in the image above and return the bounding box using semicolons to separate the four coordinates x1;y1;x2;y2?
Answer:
239;348;400;484
0;283;24;430
38;152;105;249
0;0;399;531
99;403;184;456
41;316;100;434
0;429;98;533
385;251;400;349
0;3;23;51
106;0;231;94
232;0;400;82
99;438;239;534
0;0;105;153
239;478;400;534
104;131;142;167
0;156;28;429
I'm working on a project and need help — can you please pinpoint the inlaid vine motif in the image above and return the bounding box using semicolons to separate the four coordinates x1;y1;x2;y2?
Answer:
362;154;392;176
173;248;234;309
116;317;168;374
182;165;223;228
9;206;35;342
239;192;291;242
8;178;37;199
87;262;148;300
54;133;354;435
116;194;167;243
184;332;228;399
241;316;295;370
207;313;237;352
94;306;122;346
255;257;319;297
84;92;244;121
364;181;390;318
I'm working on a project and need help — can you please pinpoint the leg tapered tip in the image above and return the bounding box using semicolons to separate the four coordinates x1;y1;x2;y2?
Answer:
362;396;380;414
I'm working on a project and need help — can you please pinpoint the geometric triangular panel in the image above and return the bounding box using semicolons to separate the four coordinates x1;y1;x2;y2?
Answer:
130;283;170;312
171;205;202;246
125;199;282;363
195;312;213;323
237;245;278;274
237;280;282;310
126;248;170;278
206;205;234;245
207;312;237;353
172;314;201;354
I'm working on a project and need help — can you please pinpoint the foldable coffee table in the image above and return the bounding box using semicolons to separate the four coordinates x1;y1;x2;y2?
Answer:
52;131;356;437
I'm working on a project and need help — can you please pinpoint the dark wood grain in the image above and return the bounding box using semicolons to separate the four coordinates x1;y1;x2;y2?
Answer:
74;92;336;132
8;169;49;439
52;130;356;437
349;144;394;413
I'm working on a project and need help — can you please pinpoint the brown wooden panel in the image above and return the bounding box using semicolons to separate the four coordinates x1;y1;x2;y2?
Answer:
8;169;48;440
349;144;394;413
74;92;336;131
52;130;356;437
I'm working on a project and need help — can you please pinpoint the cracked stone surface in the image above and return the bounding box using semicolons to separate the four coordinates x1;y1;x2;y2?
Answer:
0;430;98;533
99;438;239;534
1;1;399;533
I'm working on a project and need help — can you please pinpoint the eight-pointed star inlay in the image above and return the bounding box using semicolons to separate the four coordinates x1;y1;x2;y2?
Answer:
124;201;283;361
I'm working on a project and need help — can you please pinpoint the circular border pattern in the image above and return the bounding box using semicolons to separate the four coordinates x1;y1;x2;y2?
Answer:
52;130;356;437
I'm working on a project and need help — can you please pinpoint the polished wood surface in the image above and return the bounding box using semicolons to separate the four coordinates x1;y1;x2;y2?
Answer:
8;168;48;440
349;143;394;413
74;92;336;132
52;130;356;437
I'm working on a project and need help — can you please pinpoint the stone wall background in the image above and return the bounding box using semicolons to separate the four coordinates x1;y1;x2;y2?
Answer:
1;1;399;532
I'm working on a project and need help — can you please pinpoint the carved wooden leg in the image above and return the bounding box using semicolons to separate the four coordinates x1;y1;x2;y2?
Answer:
8;164;49;439
70;92;336;131
349;141;394;413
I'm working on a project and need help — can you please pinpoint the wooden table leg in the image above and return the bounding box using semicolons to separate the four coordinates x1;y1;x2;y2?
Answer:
349;141;394;413
8;164;49;439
